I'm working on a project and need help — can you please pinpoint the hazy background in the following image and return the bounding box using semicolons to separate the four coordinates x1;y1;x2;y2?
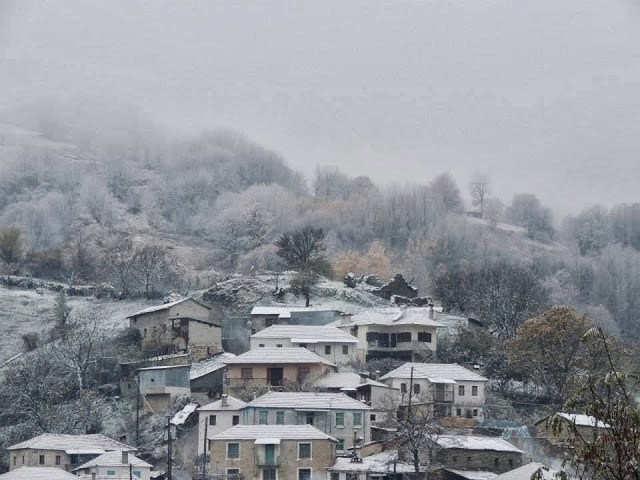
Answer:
2;0;640;216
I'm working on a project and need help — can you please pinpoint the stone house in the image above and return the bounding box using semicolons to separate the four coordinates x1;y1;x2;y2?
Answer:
73;450;152;480
328;450;421;480
379;363;487;422
250;326;358;367
372;274;418;301
127;298;222;360
208;424;337;480
534;412;609;447
7;434;135;472
431;435;525;475
335;308;443;363
137;364;191;413
243;391;371;454
197;395;248;456
223;348;337;397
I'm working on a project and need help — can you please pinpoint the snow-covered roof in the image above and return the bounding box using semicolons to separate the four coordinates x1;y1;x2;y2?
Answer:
171;402;199;426
199;395;248;412
495;462;560;479
126;297;210;318
556;412;610;429
329;450;420;474
435;435;524;453
0;467;79;479
8;434;135;452
137;364;190;372
342;308;445;327
224;348;336;367
441;470;497;480
74;451;152;471
247;391;371;410
251;325;358;343
250;306;342;317
190;352;236;380
379;363;487;382
314;372;392;390
208;424;337;442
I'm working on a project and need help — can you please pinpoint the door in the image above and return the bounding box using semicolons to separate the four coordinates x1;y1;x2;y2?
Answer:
265;444;275;465
390;333;397;348
435;383;444;402
267;367;283;386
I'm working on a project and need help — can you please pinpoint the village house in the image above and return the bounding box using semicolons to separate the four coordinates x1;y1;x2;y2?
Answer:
335;308;443;363
0;467;79;479
127;297;222;361
73;450;153;480
119;353;190;397
371;274;418;301
191;352;236;395
223;348;337;397
534;412;610;447
208;424;337;480
197;395;248;456
327;450;421;480
314;372;398;425
137;364;191;413
243;391;371;454
378;363;488;422
431;435;525;475
7;434;135;472
249;306;344;333
250;325;358;367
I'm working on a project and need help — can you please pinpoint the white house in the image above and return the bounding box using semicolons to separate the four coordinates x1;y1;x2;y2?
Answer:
250;325;358;366
73;451;152;480
197;395;247;456
379;363;488;421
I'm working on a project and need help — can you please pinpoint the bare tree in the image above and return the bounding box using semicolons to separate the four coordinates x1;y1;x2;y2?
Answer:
469;173;490;218
0;226;22;277
132;244;175;299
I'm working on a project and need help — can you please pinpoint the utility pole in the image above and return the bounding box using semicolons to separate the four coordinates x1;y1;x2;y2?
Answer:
202;420;208;480
167;416;172;480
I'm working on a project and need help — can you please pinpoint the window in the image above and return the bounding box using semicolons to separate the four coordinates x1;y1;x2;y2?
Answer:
276;344;283;348
452;456;457;463
494;458;500;467
472;385;478;396
55;455;61;466
509;459;513;468
331;473;340;480
299;468;311;480
335;412;345;427
298;367;310;382
325;345;331;354
241;368;253;380
133;471;142;479
305;412;315;425
228;469;241;480
264;468;277;480
473;409;478;417
466;457;471;465
458;385;465;396
353;412;362;427
107;470;116;476
413;383;421;394
232;415;240;425
342;345;349;355
397;332;411;342
259;411;269;425
370;414;376;422
276;411;285;425
336;438;345;451
21;456;24;465
259;344;265;347
209;415;217;426
456;408;462;417
143;328;147;338
400;383;407;393
227;442;240;459
39;455;45;465
418;332;432;342
299;343;307;348
298;442;312;459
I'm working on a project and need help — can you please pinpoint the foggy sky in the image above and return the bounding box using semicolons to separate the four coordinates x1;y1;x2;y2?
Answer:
2;0;640;217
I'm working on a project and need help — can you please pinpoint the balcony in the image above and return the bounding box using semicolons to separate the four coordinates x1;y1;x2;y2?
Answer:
226;377;270;387
367;340;430;352
255;455;280;466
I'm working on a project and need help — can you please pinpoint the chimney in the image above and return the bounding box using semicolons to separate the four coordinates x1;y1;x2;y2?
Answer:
91;473;96;480
429;304;435;320
122;451;129;464
221;394;228;407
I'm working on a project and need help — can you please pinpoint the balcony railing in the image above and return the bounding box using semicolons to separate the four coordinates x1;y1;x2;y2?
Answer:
226;378;271;387
367;340;431;351
255;455;280;466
